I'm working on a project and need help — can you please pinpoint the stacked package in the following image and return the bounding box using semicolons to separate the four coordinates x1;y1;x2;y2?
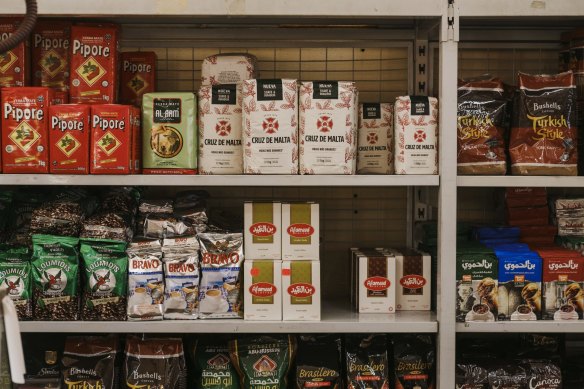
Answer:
506;188;557;246
244;201;320;321
357;103;394;174
554;198;584;253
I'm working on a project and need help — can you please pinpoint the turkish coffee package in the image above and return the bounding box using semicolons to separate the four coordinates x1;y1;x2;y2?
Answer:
299;81;358;174
31;234;80;321
497;254;543;320
282;260;321;321
126;239;164;321
242;79;299;174
80;239;129;321
244;259;282;321
124;336;187;389
355;250;396;313
198;84;244;174
229;335;296;389
456;251;498;322
457;78;508;175
345;334;390;389
295;335;342;389
61;336;118;389
488;365;528;389
244;202;282;260
162;236;200;320
510;71;577;175
393;335;435;389
142;92;198;174
522;360;562;389
120;51;156;106
0;255;32;320
395;248;431;311
197;232;243;319
394;96;439;175
357;103;394;174
191;337;240;389
282;202;319;260
201;53;257;85
21;333;66;385
541;254;584;320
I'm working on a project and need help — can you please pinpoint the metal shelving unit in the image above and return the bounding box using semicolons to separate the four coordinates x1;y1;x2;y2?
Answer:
458;176;584;188
457;321;584;333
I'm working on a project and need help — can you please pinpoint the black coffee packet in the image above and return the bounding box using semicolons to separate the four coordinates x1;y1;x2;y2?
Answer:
190;337;240;389
393;335;435;389
345;334;389;389
61;336;119;389
295;335;342;389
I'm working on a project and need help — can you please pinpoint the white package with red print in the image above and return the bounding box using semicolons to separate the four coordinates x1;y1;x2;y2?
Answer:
299;81;358;175
357;103;394;174
394;96;439;175
198;84;244;174
242;79;299;174
201;53;257;86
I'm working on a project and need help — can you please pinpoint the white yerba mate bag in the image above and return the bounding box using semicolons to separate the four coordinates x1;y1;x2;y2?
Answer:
357;103;394;174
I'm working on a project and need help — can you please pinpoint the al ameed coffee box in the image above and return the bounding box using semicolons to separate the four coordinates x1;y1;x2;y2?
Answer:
244;259;282;321
244;202;282;260
393;248;431;311
351;249;396;313
282;202;319;260
282;260;320;321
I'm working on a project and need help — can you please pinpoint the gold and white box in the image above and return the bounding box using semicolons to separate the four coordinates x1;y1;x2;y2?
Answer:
282;260;321;321
244;260;282;321
244;202;282;260
282;202;319;260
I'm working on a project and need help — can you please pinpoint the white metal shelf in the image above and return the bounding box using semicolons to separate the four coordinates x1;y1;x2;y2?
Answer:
0;174;439;187
459;0;584;17
1;0;443;17
457;321;584;333
19;308;437;333
457;176;584;188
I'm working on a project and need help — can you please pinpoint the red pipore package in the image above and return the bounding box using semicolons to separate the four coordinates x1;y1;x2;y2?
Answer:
70;24;119;104
130;106;141;174
90;104;133;174
120;51;156;106
0;18;27;87
32;21;71;92
49;104;91;174
1;87;53;173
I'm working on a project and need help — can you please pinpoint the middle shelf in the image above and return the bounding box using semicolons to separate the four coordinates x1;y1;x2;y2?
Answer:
456;321;584;333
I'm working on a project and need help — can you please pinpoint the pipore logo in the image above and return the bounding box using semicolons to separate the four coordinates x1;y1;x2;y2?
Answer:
287;283;315;297
250;222;276;237
364;276;390;291
123;60;151;73
4;103;44;121
287;223;314;238
34;34;69;49
400;275;426;289
249;282;277;297
93;115;126;131
52;115;84;132
462;260;493;270
72;40;110;58
529;377;561;389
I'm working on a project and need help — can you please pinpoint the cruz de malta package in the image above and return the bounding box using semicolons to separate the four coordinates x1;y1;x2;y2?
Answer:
242;79;299;174
299;81;358;174
357;103;394;174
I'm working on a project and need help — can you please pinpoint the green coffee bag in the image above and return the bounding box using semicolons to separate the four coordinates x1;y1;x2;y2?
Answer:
192;338;240;389
0;245;32;320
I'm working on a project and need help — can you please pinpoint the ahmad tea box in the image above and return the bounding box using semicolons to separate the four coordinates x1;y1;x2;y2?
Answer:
395;249;431;311
357;251;396;313
542;255;584;320
282;202;319;260
282;260;320;321
244;259;282;321
244;202;281;260
498;255;542;321
456;254;498;322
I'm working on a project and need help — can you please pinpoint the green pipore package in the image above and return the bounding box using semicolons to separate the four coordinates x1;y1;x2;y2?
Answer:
80;239;129;321
142;92;198;174
31;235;80;321
192;338;240;389
229;335;296;389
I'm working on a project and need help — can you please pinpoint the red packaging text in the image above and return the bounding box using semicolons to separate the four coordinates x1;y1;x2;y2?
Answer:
49;104;90;174
120;51;156;106
90;104;133;174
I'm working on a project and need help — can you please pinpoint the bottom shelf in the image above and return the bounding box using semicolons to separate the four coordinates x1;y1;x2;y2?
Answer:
18;302;437;333
457;320;584;333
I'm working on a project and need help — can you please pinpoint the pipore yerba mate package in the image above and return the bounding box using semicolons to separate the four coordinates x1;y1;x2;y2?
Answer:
32;21;71;93
282;260;321;321
244;259;282;321
90;104;134;174
497;254;543;321
120;51;156;106
282;202;319;260
0;18;27;87
541;254;584;320
198;84;244;174
49;104;91;174
142;92;197;174
69;24;118;104
456;252;498;322
2;87;53;173
357;103;394;174
395;248;431;311
242;79;299;174
244;202;282;260
299;81;358;174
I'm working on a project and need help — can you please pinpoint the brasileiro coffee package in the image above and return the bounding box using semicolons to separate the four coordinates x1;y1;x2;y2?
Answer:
345;334;390;389
61;335;119;389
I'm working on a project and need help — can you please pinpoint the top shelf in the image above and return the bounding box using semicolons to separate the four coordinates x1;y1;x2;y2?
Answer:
459;0;584;17
0;0;444;18
458;176;584;188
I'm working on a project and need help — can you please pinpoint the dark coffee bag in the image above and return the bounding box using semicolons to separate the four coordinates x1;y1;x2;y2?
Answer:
61;336;118;389
295;335;342;389
393;335;435;389
191;337;240;389
345;334;390;389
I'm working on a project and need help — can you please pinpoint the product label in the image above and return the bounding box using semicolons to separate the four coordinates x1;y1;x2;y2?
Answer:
257;79;283;101
49;104;90;174
32;21;71;91
90;104;132;174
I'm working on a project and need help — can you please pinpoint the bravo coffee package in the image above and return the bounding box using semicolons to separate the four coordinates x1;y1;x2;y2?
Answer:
120;51;156;106
2;87;53;173
299;81;358;174
0;18;27;87
32;21;71;95
90;104;136;174
510;71;577;175
242;79;299;174
457;78;508;175
49;104;91;174
201;53;257;85
70;24;119;104
198;84;244;174
394;96;439;175
357;103;394;174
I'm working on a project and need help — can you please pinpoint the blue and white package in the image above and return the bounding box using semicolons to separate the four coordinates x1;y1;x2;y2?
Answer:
474;226;520;240
497;254;542;321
